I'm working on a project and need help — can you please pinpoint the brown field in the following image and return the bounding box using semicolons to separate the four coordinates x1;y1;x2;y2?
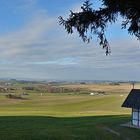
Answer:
58;83;140;93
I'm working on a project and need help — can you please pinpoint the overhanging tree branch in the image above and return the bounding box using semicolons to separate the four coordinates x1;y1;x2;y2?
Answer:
59;0;140;55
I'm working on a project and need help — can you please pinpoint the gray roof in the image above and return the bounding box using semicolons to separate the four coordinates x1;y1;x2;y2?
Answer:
122;89;140;109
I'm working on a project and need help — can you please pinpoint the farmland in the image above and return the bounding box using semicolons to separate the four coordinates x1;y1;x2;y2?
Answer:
0;82;139;140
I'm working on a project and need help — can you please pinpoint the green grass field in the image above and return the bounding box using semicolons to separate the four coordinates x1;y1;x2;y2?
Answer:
0;92;139;140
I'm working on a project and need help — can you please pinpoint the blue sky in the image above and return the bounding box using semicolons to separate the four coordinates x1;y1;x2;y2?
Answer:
0;0;139;81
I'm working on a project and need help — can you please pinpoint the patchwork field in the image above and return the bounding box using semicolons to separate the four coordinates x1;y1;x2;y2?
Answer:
58;83;140;93
0;83;139;140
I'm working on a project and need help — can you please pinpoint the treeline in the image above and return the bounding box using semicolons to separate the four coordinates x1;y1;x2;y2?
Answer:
0;84;88;94
20;85;88;93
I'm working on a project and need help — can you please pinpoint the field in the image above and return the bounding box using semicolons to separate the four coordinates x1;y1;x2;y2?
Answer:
0;83;140;140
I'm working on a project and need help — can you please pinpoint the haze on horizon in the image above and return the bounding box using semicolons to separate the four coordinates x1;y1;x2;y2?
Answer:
0;0;139;81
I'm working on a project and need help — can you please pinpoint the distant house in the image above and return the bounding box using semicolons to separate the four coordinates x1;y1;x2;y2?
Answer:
122;89;140;127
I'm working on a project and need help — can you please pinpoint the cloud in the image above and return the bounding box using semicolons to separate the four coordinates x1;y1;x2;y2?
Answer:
0;1;139;80
28;58;78;65
0;13;55;58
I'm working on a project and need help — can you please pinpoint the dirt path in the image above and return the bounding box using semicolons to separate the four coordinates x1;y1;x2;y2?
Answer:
103;127;120;136
102;127;131;140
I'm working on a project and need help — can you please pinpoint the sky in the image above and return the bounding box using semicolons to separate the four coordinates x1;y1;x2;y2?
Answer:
0;0;139;81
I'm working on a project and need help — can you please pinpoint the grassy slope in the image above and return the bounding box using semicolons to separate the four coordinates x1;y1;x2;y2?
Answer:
0;94;129;116
0;93;139;140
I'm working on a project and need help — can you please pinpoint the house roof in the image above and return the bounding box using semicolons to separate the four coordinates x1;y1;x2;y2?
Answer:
122;89;140;109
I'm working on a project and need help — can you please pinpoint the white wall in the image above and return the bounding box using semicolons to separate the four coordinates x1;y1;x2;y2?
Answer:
132;108;140;126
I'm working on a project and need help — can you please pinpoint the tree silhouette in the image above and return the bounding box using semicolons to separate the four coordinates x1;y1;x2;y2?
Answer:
59;0;140;55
